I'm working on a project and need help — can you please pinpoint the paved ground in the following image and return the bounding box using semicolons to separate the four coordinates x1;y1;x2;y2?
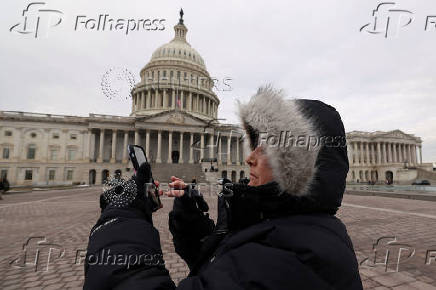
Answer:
0;187;436;289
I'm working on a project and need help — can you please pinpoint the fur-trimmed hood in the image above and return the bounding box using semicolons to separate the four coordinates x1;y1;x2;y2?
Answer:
238;85;349;211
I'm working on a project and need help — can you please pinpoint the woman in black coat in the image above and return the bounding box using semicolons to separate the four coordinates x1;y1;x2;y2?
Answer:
84;86;363;290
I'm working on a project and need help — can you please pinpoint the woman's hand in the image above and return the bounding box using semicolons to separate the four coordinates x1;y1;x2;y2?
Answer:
163;176;187;197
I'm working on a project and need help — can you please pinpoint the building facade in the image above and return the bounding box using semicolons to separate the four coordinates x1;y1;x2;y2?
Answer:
346;130;431;184
0;12;248;187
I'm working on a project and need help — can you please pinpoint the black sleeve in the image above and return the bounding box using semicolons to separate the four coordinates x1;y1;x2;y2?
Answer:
83;206;176;290
168;189;215;270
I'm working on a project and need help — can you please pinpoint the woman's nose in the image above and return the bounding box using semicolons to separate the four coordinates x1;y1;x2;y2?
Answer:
245;151;255;166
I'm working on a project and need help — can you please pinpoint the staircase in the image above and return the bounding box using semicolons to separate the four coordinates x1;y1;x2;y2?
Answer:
150;163;208;184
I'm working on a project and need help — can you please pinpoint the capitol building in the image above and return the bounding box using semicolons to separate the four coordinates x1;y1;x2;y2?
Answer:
0;11;434;187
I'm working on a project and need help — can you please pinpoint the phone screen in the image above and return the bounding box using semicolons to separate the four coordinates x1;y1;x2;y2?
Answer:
134;146;147;167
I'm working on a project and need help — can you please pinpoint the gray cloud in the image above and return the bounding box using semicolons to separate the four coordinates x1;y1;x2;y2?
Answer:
0;0;435;162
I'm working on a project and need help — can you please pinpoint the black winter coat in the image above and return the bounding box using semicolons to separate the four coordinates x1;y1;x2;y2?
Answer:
84;98;363;289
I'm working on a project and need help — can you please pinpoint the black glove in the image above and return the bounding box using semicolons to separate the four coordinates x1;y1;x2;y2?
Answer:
99;163;157;223
169;186;214;269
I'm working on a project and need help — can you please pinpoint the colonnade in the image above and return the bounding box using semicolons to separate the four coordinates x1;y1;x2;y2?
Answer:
88;128;243;165
348;141;422;166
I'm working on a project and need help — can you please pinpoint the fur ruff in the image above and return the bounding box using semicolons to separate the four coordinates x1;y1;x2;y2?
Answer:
238;85;320;196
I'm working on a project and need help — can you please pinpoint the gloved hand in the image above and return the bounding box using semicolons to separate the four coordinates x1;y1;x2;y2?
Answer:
99;163;160;223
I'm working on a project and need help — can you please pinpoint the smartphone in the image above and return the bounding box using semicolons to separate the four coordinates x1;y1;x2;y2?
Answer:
127;144;162;211
128;144;148;172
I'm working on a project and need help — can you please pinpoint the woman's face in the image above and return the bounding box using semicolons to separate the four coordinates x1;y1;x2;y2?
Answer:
245;146;274;186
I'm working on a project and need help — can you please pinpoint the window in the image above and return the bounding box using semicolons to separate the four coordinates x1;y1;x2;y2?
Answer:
31;133;37;138
48;169;55;181
53;133;59;139
4;131;12;137
66;170;73;180
50;149;58;160
1;169;7;179
170;71;174;78
27;145;36;159
163;70;167;77
3;148;9;159
25;170;33;180
70;134;77;140
67;149;76;161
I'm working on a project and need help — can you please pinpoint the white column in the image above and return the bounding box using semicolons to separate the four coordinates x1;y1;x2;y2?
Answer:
179;132;184;163
404;144;408;162
359;142;364;165
146;90;151;108
393;143;397;163
407;144;412;164
98;129;104;163
209;134;214;159
181;91;185;110
411;144;415;165
419;145;422;164
196;94;199;112
189;133;194;164
376;142;381;165
156;130;162;163
145;130;150;160
218;134;222;165
86;130;92;161
414;145;418;164
353;142;358;165
200;133;205;162
236;138;240;165
110;130;117;163
382;143;387;164
167;131;173;163
365;142;370;165
227;135;232;165
122;131;129;163
155;89;160;108
347;141;353;165
188;92;192;111
172;90;176;109
388;142;392;163
163;89;168;108
134;130;140;146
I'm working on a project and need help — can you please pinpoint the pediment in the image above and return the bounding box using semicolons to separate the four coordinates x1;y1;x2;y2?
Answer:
136;111;209;127
378;130;415;140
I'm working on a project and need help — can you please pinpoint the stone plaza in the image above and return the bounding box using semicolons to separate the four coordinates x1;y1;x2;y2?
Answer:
0;186;436;290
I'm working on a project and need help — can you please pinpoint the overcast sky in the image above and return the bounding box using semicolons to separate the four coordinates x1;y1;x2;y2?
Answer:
1;0;435;162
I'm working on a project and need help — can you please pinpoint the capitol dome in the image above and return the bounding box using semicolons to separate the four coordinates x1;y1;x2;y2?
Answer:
149;31;206;70
131;10;219;121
